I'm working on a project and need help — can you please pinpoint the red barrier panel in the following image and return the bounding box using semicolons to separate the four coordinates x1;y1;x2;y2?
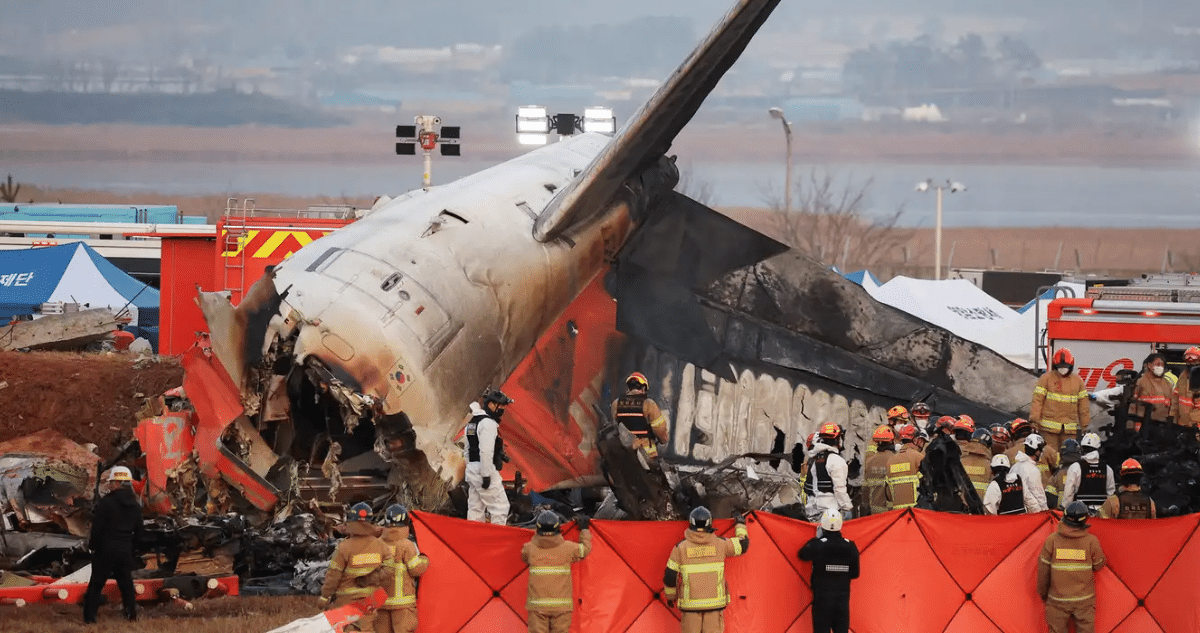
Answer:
410;509;1200;632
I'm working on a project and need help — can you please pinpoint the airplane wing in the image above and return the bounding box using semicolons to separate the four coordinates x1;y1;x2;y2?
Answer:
533;0;782;242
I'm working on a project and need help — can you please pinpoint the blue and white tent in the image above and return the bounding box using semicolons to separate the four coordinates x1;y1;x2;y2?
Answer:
0;242;159;328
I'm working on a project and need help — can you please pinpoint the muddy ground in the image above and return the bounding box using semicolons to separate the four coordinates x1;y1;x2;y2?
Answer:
0;351;183;458
3;596;313;633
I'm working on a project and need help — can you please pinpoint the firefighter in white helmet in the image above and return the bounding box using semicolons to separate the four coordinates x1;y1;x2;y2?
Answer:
1060;433;1115;516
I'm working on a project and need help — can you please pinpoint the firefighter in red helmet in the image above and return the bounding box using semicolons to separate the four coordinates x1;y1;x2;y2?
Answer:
1099;459;1156;519
1032;348;1090;454
862;426;895;515
805;423;852;521
611;372;670;468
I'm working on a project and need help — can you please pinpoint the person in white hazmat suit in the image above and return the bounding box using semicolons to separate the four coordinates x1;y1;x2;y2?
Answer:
1011;433;1051;513
463;389;513;524
805;422;854;522
1061;432;1116;515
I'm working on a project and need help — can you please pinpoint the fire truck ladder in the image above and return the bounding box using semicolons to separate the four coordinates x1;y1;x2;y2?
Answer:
222;198;256;300
1032;284;1078;373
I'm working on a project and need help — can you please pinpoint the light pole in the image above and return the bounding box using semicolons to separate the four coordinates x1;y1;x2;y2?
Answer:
916;179;966;280
768;107;793;214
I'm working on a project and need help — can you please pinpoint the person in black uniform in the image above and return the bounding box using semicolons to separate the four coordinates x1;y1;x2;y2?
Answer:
798;509;860;633
83;466;144;624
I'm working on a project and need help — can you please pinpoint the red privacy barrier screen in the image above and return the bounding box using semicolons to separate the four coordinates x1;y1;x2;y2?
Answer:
408;509;1200;632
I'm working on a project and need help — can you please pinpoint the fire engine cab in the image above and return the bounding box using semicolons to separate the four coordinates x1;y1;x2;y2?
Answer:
1044;275;1200;391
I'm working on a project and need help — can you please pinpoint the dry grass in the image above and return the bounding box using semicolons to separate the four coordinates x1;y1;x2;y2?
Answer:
2;595;317;633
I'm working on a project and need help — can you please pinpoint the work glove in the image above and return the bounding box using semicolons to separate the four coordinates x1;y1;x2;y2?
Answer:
576;515;591;530
481;476;492;490
733;512;746;525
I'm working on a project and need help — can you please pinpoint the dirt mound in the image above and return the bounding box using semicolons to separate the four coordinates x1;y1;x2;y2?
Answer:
0;351;183;458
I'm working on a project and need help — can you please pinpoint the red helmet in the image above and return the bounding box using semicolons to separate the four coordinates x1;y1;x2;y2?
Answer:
887;406;910;422
872;425;895;443
1052;348;1075;367
990;425;1010;444
1186;346;1200;362
953;415;975;433
818;422;842;440
936;416;957;430
1120;458;1144;477
806;432;817;450
897;424;918;442
1010;418;1033;438
626;372;649;390
911;402;931;418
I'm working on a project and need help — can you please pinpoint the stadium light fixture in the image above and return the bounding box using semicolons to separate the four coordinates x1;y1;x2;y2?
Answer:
916;179;967;280
516;106;551;145
582;107;617;134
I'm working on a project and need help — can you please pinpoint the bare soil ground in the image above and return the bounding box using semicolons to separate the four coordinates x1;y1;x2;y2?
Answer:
0;351;183;457
2;595;313;633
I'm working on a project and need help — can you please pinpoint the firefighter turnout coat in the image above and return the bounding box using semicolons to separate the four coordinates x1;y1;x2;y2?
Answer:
1099;486;1157;519
521;529;593;614
1038;522;1106;630
322;521;395;608
960;442;993;500
663;525;749;612
863;447;894;515
1031;372;1090;436
885;444;924;510
611;393;670;460
1132;371;1175;423
373;525;428;633
1170;367;1200;427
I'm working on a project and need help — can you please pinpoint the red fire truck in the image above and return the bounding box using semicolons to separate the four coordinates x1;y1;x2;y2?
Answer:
1044;275;1200;391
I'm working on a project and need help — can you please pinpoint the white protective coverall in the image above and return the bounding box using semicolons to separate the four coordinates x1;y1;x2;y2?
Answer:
1011;451;1050;513
804;441;853;521
464;402;510;524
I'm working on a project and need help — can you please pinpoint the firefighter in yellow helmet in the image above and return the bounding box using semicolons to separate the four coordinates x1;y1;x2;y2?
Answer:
1169;345;1200;428
320;503;395;632
663;507;749;633
1099;459;1157;519
611;372;670;467
862;426;895;515
868;407;908;458
885;425;924;510
373;505;428;633
521;511;592;633
1032;348;1090;454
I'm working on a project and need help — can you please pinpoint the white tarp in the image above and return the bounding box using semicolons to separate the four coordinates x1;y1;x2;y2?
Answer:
863;276;1084;369
45;243;139;324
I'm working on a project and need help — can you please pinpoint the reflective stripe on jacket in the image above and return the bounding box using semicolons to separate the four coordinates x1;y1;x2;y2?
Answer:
381;527;427;609
863;449;894;514
1170;368;1200;427
521;529;592;614
960;443;993;498
665;526;747;611
1037;523;1106;604
1031;372;1089;433
321;522;394;602
885;445;923;509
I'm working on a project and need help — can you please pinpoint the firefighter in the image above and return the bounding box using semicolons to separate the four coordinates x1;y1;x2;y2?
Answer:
983;454;1027;515
933;415;957;439
611;371;671;468
918;417;981;513
805;423;853;521
912;426;930;454
862;426;895;515
885;425;924;510
989;423;1011;457
952;415;975;449
1012;434;1050;513
1131;352;1175;428
1061;433;1115;516
374;505;428;633
1006;418;1060;502
887;405;910;429
1169;345;1200;428
910;402;932;431
1050;439;1082;509
1038;501;1106;633
464;388;513;525
320;503;395;631
960;428;994;501
798;509;860;633
1099;458;1157;519
1031;348;1090;454
663;507;749;633
521;511;592;633
83;467;144;624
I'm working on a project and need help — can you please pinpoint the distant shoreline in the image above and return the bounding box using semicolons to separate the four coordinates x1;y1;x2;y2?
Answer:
1;122;1195;168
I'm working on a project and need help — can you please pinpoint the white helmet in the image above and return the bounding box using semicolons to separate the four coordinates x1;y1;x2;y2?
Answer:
1024;433;1046;452
819;509;843;533
107;466;133;482
1081;432;1101;451
990;454;1011;469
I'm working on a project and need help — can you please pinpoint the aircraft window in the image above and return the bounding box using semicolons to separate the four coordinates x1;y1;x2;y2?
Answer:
381;272;402;291
397;290;410;302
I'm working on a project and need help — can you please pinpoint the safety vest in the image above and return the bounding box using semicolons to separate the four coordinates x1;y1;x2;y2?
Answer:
615;395;651;436
1116;490;1152;519
1075;461;1108;507
997;475;1026;515
804;453;833;495
465;414;504;469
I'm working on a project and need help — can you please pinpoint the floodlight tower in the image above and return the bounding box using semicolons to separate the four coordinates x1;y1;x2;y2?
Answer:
916;179;967;280
396;116;461;190
515;106;617;146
